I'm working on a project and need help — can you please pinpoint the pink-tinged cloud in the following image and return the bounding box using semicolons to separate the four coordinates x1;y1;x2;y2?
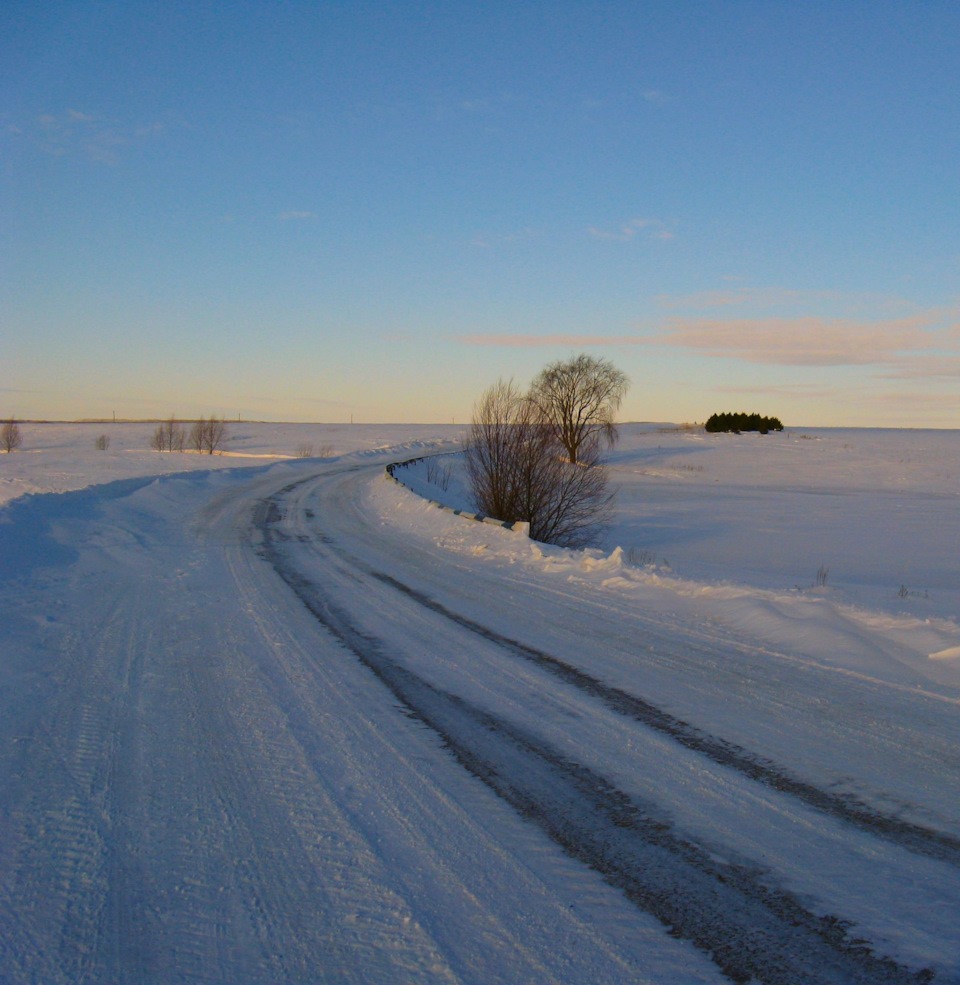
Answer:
711;383;844;400
656;316;951;366
878;356;960;380
458;312;960;368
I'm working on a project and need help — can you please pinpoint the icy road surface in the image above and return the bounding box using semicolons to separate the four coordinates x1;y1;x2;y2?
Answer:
2;451;959;984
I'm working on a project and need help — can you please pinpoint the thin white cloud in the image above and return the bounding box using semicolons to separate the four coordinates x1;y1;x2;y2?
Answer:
26;110;169;164
588;217;677;242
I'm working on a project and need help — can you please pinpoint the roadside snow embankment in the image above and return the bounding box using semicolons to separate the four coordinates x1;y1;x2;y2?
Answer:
386;454;529;535
371;427;960;696
0;422;466;508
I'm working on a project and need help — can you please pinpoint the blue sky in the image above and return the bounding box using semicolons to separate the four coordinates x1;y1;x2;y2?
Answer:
3;1;959;425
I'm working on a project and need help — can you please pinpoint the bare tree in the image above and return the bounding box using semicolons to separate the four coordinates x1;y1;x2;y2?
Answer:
1;418;23;453
165;416;186;452
205;416;226;454
150;424;166;451
465;380;612;547
529;353;629;465
519;435;612;547
464;380;532;523
151;416;185;452
189;417;206;453
189;416;227;455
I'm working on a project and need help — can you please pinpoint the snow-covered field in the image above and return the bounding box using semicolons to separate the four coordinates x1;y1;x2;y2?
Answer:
1;421;958;984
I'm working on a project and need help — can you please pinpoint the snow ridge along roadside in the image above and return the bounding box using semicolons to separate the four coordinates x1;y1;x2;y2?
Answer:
385;455;528;535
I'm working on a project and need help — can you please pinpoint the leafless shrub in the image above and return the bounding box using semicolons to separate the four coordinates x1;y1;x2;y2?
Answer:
465;380;532;524
1;418;23;453
425;457;453;491
189;416;228;455
815;564;829;588
465;379;612;548
189;418;205;453
207;416;226;454
626;547;657;567
295;441;334;459
94;434;110;451
151;416;186;452
167;417;186;452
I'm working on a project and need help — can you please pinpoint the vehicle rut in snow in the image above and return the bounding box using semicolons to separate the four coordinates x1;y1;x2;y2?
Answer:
368;569;960;868
263;476;960;872
253;486;937;985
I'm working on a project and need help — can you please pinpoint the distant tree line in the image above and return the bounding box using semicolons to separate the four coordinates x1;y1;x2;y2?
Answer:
705;412;783;434
151;416;227;454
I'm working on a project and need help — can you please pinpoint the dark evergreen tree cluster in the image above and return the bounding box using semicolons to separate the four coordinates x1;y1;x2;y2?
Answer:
704;412;783;434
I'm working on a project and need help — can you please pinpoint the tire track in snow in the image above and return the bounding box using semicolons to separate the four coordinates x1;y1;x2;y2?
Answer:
0;594;131;984
255;489;938;985
369;569;960;868
271;475;960;871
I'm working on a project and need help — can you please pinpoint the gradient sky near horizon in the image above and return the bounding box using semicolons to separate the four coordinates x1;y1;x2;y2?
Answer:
3;1;959;426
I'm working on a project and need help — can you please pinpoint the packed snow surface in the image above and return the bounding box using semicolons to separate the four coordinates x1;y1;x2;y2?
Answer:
1;422;958;984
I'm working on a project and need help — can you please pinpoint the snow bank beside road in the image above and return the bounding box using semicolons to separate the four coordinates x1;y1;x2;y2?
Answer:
367;436;960;696
0;422;464;507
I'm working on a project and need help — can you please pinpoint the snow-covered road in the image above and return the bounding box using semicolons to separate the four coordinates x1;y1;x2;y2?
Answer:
2;452;959;983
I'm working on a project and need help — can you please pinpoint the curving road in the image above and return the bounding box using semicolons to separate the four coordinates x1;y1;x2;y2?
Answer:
2;456;959;983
